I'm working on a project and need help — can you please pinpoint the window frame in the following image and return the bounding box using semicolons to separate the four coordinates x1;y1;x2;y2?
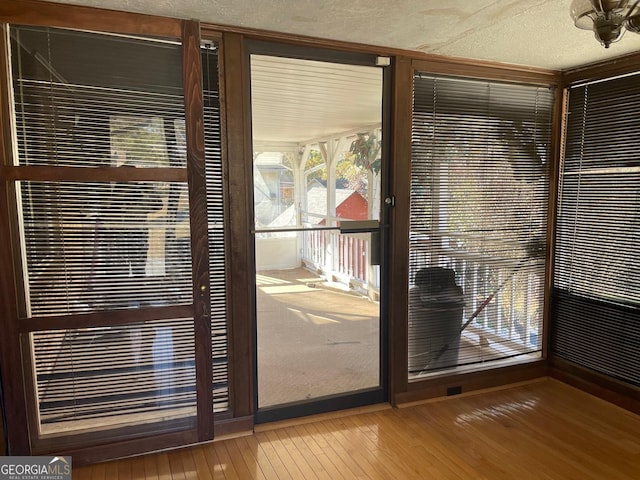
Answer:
388;58;561;403
551;73;640;388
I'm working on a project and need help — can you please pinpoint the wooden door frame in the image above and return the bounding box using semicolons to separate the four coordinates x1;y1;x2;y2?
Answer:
0;2;216;460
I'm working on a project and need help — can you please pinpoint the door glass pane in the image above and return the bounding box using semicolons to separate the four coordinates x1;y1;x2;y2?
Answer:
33;318;196;435
256;236;379;407
20;180;192;316
251;54;383;409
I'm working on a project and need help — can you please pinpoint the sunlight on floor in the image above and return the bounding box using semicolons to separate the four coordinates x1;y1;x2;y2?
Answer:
260;284;317;294
257;267;380;407
287;307;339;325
296;275;325;283
306;312;341;325
256;273;290;286
455;398;538;425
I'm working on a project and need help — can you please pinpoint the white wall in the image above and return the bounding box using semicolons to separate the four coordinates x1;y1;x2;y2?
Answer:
255;236;299;271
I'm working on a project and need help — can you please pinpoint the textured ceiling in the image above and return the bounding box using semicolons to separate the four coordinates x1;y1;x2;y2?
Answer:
43;0;640;70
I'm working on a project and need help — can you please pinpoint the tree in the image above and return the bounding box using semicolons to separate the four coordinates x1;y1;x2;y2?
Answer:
348;133;381;174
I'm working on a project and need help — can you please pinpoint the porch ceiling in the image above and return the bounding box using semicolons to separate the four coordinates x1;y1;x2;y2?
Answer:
44;0;640;71
250;55;382;146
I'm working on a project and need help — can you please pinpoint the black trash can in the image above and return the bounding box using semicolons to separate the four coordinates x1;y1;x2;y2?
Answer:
408;267;464;374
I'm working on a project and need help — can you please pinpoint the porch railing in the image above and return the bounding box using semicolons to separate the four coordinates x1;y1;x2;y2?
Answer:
301;229;370;288
301;229;543;352
410;238;544;351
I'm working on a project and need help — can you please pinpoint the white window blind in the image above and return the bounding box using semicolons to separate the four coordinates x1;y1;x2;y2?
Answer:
10;25;228;432
409;74;553;379
12;26;191;315
21;180;192;315
552;74;640;386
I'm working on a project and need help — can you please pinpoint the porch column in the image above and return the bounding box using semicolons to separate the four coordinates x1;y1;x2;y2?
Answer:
289;147;309;268
319;137;349;278
293;145;310;227
319;140;337;227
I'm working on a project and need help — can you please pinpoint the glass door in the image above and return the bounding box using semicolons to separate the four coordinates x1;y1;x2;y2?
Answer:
5;25;227;451
249;50;387;421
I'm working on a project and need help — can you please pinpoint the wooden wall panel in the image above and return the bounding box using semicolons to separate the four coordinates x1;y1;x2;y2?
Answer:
388;56;413;405
396;360;549;405
562;51;640;86
222;32;255;419
412;57;561;86
55;430;198;466
543;87;567;360
1;166;187;183
0;0;181;38
0;23;30;456
0;408;5;455
182;19;215;442
550;356;640;415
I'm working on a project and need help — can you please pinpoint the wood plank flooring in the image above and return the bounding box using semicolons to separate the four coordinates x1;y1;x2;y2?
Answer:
73;379;640;479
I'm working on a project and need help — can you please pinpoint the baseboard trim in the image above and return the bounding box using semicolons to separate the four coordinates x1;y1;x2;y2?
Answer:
395;359;549;405
549;356;640;415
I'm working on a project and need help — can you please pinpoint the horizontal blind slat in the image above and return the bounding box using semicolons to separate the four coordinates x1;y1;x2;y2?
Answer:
203;46;230;412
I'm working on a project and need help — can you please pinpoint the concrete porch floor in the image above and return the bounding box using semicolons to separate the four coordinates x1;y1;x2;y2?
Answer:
256;268;380;408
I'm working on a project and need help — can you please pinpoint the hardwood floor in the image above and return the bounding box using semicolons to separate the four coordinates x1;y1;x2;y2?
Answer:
73;379;640;479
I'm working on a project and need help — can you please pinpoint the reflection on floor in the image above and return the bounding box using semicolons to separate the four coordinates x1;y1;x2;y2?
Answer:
256;268;380;408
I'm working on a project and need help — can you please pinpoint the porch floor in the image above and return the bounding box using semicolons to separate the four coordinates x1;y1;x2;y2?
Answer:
256;268;380;408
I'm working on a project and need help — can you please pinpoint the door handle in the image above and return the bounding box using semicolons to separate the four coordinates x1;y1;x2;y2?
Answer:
339;220;382;266
339;220;380;234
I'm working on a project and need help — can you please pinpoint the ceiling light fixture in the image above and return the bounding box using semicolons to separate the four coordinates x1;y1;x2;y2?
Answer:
571;0;640;48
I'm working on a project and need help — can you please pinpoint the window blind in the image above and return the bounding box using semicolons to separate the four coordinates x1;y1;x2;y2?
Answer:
12;26;191;316
21;180;192;315
552;74;640;387
34;319;196;433
202;45;229;411
409;74;553;379
11;26;185;168
9;26;228;432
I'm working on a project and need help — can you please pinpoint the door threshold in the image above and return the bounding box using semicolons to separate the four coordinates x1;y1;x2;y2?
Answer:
254;402;392;432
